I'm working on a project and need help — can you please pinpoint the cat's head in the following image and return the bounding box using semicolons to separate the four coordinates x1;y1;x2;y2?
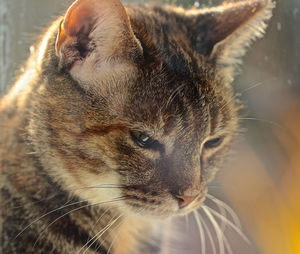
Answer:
32;0;274;219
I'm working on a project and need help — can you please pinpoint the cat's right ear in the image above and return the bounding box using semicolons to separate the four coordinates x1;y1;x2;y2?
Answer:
55;0;143;90
187;0;274;83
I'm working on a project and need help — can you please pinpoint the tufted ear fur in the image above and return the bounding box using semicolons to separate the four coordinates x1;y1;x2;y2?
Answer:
188;0;275;83
56;0;143;91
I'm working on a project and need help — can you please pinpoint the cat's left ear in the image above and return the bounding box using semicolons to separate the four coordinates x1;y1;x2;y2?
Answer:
188;0;275;83
55;0;143;92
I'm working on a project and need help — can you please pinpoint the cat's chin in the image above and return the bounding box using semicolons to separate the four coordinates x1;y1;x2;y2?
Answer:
121;202;178;220
123;199;204;221
124;205;203;222
133;208;177;220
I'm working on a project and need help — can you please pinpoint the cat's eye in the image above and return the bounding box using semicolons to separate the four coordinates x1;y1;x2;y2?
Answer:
130;131;154;148
203;137;223;149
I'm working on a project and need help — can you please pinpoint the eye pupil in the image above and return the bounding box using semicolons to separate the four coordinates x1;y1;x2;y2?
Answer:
204;137;223;149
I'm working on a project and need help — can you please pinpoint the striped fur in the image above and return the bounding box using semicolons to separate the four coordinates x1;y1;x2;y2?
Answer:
0;0;273;253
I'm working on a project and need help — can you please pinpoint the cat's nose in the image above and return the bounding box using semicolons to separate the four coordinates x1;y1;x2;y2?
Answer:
175;194;198;208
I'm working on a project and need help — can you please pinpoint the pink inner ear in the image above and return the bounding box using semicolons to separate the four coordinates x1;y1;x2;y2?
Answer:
63;0;103;39
56;0;131;57
66;9;94;38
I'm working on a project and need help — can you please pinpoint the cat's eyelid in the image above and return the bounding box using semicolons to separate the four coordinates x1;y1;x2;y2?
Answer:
130;130;153;145
129;125;163;141
131;130;153;139
203;136;225;150
130;130;164;152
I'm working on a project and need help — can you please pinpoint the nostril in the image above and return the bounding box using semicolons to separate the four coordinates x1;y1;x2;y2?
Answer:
175;195;198;208
175;195;185;207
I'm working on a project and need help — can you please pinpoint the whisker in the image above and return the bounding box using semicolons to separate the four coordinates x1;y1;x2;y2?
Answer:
14;199;91;240
106;216;128;254
184;214;190;232
89;214;124;254
10;184;125;210
220;81;264;110
85;207;112;245
239;81;264;94
200;212;217;254
204;206;250;244
32;197;129;249
80;214;123;254
207;185;221;189
239;117;286;131
193;211;206;254
202;205;225;254
223;234;233;254
164;83;186;110
206;194;242;229
205;197;227;232
81;216;116;254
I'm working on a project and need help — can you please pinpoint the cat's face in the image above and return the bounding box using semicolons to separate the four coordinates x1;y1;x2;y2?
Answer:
101;63;238;218
33;0;273;219
44;61;237;219
125;91;237;217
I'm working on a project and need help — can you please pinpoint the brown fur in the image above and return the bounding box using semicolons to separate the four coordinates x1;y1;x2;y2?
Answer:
0;0;274;253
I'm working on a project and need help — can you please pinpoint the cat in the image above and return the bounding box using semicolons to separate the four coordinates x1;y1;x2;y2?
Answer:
0;0;274;253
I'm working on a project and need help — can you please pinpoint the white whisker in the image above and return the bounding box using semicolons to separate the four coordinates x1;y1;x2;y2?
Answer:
206;193;242;229
240;81;264;94
15;199;90;240
193;211;206;254
184;214;190;232
239;117;286;130
223;234;233;254
220;81;263;110
164;83;186;110
11;184;123;210
200;211;217;254
106;217;126;254
207;198;227;232
32;197;128;249
202;206;225;254
81;214;123;254
80;216;116;254
205;206;250;244
85;207;112;245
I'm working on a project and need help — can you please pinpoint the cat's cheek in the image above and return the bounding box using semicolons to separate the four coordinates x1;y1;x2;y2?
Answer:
202;154;227;183
73;172;123;203
43;149;124;204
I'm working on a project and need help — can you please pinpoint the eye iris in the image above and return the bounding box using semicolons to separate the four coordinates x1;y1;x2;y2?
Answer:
131;131;152;147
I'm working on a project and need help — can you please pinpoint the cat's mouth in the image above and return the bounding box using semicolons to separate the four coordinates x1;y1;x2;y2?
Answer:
121;186;207;219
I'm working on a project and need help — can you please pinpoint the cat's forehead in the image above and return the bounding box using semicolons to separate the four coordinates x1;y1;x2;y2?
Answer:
112;61;236;142
129;7;203;76
119;71;210;138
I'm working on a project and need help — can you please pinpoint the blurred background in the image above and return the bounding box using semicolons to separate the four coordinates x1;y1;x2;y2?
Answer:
1;0;299;253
